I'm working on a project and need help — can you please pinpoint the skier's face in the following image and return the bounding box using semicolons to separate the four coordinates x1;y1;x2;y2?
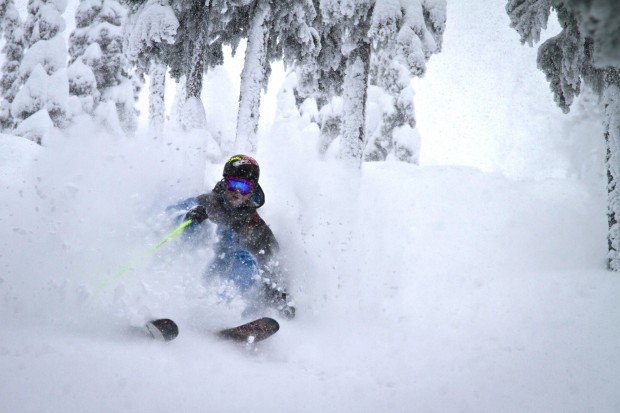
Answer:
225;190;250;207
224;182;252;207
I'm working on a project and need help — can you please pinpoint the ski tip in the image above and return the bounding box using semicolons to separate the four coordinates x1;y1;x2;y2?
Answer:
146;318;179;342
251;317;280;337
217;317;280;343
261;317;280;333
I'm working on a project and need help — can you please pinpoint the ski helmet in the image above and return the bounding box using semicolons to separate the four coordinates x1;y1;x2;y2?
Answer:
223;154;260;183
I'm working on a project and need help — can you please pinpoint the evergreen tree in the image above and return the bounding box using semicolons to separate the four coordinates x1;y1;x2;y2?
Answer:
234;0;271;152
506;0;620;270
123;0;317;150
292;0;346;156
234;0;318;152
124;0;179;137
296;0;446;164
163;0;209;100
0;0;26;131
320;0;374;166
66;58;99;118
12;0;70;143
69;0;138;134
366;0;446;163
317;0;445;166
122;0;247;135
296;0;344;109
162;0;230;99
23;0;65;46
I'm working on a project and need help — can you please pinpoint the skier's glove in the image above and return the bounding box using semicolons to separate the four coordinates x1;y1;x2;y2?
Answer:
185;205;208;224
264;284;296;319
275;291;296;319
279;304;296;319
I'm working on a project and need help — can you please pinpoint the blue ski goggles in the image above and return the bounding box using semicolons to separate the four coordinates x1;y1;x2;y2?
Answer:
224;177;254;195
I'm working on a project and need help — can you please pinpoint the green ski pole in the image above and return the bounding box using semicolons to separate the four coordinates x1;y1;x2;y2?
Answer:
94;219;193;294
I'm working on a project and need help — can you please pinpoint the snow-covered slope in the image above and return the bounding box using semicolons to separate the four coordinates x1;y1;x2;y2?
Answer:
1;128;618;412
1;0;617;411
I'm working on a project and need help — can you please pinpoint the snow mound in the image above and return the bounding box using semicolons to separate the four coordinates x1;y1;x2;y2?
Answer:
0;133;42;185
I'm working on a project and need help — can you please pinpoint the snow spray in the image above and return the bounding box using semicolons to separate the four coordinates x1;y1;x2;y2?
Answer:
94;219;193;294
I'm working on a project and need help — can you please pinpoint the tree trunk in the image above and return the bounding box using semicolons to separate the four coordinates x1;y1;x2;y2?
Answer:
235;0;270;153
340;41;371;166
185;0;211;99
149;60;166;138
185;43;204;99
604;81;620;270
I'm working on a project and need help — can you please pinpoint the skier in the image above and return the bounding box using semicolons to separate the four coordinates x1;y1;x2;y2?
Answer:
175;154;295;319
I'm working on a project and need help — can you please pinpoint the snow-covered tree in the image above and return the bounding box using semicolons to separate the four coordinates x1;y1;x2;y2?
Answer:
66;55;98;115
234;0;271;152
121;0;246;136
23;0;65;45
69;0;138;133
317;0;445;166
366;0;446;163
124;0;178;137
319;0;375;166
12;0;70;143
0;0;26;130
123;0;317;150
160;0;225;100
289;0;347;158
295;0;345;109
506;0;620;270
234;0;318;152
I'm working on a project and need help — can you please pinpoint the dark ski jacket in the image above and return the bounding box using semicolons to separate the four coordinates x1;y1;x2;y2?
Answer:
191;180;279;269
172;180;294;317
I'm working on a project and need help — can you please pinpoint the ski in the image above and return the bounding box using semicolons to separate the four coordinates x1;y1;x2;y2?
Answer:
145;318;179;341
217;317;280;343
144;317;279;344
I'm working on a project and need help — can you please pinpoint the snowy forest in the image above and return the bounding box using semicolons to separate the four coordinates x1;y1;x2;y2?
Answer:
1;0;620;412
